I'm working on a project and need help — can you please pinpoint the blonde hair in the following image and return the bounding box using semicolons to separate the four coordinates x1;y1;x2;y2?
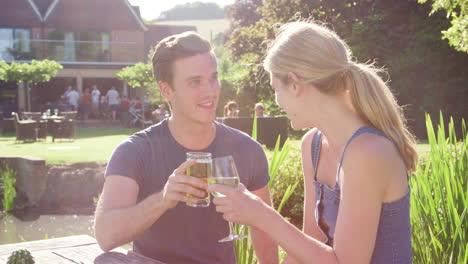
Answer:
264;21;418;171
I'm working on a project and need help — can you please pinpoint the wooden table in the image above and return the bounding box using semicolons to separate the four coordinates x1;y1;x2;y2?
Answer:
0;235;165;264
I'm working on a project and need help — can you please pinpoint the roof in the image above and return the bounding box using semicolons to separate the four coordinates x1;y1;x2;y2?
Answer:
0;0;42;28
44;0;146;31
33;0;55;17
144;24;197;56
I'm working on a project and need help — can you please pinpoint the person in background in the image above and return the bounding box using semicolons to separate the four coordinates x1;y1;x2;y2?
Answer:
91;85;101;119
120;96;131;127
143;95;151;118
62;85;72;105
208;21;417;264
100;95;108;120
81;88;92;120
223;100;239;118
68;87;80;111
254;103;269;118
106;86;120;121
152;103;169;123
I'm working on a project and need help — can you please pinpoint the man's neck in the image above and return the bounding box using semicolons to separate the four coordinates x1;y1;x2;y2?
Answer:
167;116;216;150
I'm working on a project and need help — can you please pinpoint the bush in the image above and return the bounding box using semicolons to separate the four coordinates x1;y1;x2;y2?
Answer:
267;147;303;228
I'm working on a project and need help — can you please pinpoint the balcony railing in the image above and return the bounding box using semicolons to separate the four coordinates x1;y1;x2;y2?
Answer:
0;39;139;64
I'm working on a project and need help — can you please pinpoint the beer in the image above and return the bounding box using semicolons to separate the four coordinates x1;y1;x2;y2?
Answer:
186;152;212;207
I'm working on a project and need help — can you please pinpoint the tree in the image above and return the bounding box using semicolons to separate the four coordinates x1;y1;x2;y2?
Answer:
419;0;468;53
224;0;468;138
116;62;161;103
0;60;62;111
155;2;225;21
116;62;160;127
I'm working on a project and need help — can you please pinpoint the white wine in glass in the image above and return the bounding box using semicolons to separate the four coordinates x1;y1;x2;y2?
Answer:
210;156;247;242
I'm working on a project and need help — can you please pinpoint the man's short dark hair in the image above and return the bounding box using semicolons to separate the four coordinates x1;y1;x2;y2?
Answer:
151;31;213;87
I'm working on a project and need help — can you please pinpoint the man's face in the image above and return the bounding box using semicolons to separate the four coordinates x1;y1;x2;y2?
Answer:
162;52;219;125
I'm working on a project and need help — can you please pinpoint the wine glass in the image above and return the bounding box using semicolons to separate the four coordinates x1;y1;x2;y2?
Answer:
210;156;247;242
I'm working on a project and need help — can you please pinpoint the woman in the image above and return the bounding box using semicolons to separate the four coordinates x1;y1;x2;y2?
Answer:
223;100;239;117
208;21;417;264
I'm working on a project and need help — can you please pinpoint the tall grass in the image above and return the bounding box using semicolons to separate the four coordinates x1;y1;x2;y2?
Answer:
0;164;16;212
235;119;294;264
410;113;467;263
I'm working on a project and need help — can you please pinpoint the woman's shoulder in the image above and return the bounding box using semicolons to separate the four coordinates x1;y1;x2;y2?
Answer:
301;127;320;152
344;132;405;184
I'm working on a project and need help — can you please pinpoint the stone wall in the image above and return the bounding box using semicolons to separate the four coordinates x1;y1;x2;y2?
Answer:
1;157;105;214
0;156;48;208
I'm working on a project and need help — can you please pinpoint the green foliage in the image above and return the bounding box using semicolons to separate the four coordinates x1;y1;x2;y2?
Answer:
225;0;468;139
1;164;17;212
234;225;256;264
268;145;304;227
0;60;62;111
410;113;467;263
0;60;62;85
214;45;252;116
116;62;155;89
7;249;34;264
116;62;162;103
419;0;468;52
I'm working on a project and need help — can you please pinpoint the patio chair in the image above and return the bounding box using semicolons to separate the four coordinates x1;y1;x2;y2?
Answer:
51;118;75;142
12;112;37;142
22;112;48;140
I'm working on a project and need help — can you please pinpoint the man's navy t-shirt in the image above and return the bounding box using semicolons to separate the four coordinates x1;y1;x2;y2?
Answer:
105;120;270;264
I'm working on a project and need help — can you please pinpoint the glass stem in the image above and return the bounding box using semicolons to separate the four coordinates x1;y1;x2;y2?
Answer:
228;221;236;236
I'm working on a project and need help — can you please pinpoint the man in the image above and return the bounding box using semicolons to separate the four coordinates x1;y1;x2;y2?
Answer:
67;87;79;111
106;86;120;120
95;32;278;264
91;85;101;119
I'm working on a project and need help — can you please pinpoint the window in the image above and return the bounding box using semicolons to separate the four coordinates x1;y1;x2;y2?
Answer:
47;30;110;62
0;28;31;61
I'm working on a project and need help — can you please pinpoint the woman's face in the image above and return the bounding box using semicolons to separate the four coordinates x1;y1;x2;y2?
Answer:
270;73;314;130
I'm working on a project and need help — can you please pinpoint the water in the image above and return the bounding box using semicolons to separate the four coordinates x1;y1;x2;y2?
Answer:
0;214;95;245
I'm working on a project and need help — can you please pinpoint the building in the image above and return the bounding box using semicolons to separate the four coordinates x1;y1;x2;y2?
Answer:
0;0;195;113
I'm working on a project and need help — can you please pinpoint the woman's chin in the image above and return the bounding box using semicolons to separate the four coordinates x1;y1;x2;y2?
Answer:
290;119;311;130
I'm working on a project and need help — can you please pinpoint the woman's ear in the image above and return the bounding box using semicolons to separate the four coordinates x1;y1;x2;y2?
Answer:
159;81;173;101
287;72;304;96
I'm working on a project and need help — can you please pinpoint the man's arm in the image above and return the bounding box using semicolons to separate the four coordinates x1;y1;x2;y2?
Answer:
94;175;166;252
250;185;279;264
94;160;207;252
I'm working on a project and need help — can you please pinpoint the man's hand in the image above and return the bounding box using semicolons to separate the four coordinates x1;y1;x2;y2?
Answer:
161;160;209;209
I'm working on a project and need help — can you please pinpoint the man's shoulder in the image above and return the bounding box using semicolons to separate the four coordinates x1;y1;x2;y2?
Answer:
120;122;165;148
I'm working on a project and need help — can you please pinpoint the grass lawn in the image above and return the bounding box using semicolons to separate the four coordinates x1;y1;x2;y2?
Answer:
0;128;139;165
0;128;431;165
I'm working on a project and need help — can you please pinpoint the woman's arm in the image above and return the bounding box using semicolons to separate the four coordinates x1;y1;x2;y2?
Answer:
283;129;327;264
209;133;399;264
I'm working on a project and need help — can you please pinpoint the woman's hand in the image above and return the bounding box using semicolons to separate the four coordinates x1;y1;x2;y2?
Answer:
207;183;269;227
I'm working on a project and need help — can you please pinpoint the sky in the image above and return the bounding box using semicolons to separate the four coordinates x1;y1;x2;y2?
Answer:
128;0;236;21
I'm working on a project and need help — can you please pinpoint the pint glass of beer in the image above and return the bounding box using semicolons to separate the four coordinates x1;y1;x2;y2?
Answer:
185;152;212;207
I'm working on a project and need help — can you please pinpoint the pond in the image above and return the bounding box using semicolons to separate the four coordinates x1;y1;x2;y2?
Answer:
0;214;95;245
